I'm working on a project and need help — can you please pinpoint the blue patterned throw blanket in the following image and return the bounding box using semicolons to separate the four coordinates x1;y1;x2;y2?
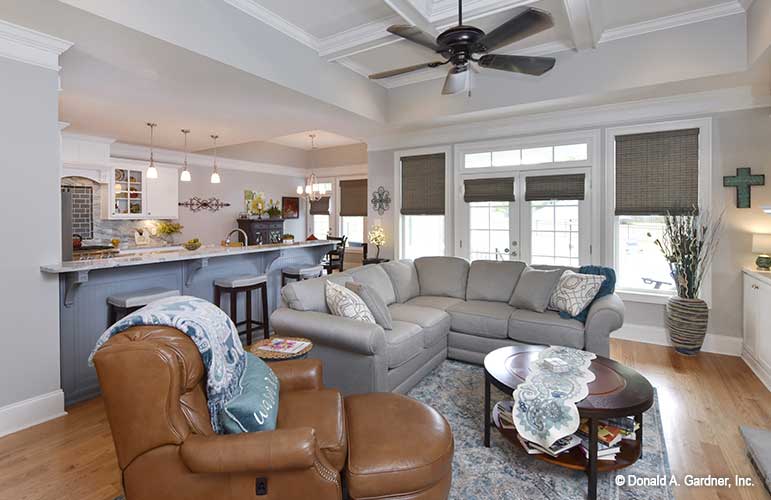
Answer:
512;346;596;448
89;296;246;434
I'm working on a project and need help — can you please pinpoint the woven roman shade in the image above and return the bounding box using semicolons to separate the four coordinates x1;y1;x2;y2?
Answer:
463;177;516;203
615;128;699;215
309;196;330;215
401;154;445;215
339;179;368;217
525;174;585;201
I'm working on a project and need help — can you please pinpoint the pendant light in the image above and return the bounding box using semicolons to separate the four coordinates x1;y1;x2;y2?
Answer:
180;129;191;182
146;122;158;179
296;134;323;201
210;134;221;184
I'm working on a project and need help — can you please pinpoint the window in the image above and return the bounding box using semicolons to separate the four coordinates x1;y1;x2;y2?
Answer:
530;200;579;266
463;143;588;169
312;214;330;239
469;201;511;261
340;216;365;245
616;216;674;292
402;215;444;259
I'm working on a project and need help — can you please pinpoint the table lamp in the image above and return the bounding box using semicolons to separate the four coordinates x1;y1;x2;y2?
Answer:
752;234;771;270
368;225;386;260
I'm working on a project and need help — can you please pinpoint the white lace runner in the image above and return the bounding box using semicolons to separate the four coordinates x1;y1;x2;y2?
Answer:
512;346;596;448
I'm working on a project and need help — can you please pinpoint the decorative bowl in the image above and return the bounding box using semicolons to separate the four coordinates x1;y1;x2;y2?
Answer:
183;239;202;251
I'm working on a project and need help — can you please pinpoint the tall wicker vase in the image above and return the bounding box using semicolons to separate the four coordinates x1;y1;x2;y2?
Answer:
665;296;709;355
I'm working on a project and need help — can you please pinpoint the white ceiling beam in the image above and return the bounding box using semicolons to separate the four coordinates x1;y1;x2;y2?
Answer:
383;0;437;35
561;0;602;50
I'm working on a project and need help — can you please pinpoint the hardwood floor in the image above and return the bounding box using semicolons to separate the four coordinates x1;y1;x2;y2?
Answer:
0;339;768;500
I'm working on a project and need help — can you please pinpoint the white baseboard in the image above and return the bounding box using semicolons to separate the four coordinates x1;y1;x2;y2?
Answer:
742;349;771;391
0;390;66;438
611;323;743;356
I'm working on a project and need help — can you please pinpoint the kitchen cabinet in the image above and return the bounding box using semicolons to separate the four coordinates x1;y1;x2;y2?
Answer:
101;162;179;220
742;270;771;390
60;133;114;182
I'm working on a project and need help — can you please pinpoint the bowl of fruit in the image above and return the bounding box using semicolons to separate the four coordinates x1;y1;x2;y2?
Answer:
183;238;202;251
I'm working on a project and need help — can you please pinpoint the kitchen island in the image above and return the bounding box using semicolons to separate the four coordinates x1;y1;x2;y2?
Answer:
41;240;336;406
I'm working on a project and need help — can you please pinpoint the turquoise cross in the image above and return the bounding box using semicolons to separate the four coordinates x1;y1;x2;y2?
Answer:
723;167;765;209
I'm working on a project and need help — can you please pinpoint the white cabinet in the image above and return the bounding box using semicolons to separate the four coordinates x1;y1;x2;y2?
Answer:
101;162;179;220
742;270;771;390
61;133;115;182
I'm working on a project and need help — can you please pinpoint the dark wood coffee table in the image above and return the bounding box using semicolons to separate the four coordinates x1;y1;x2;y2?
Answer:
483;345;654;500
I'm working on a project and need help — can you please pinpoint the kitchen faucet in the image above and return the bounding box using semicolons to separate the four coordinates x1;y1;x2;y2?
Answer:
224;228;248;247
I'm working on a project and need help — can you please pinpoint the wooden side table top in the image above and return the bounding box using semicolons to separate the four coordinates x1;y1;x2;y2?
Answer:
249;336;313;360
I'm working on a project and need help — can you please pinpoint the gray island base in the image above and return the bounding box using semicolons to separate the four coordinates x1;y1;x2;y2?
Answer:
41;241;336;406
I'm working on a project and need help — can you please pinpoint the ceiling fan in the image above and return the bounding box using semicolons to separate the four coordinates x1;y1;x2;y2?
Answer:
369;0;556;95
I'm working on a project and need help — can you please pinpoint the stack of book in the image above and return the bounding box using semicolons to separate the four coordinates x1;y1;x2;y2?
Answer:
494;400;639;462
256;338;310;354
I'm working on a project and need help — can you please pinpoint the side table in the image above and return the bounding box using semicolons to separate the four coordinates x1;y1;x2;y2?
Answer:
249;336;313;362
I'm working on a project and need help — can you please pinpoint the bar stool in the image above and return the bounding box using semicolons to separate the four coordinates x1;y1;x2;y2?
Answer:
281;264;324;286
107;288;180;326
214;275;269;345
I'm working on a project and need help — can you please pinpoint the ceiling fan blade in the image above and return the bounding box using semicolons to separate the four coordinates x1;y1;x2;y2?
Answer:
388;25;443;52
369;61;445;80
478;54;556;76
474;8;554;53
442;65;469;95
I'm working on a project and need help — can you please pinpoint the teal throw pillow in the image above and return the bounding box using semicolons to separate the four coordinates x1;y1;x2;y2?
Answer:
221;353;280;433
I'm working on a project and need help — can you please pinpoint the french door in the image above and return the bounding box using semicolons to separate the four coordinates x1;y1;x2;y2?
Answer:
458;168;591;265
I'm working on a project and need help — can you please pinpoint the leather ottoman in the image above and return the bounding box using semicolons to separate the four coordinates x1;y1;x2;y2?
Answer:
344;393;454;499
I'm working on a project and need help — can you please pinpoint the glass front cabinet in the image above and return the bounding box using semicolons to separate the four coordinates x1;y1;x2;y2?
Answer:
101;162;179;220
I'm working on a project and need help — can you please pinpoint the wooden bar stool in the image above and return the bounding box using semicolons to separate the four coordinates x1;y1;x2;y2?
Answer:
214;275;269;345
281;264;324;286
107;288;180;326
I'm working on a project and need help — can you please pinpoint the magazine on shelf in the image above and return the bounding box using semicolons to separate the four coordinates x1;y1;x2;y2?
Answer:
518;434;581;458
256;338;310;354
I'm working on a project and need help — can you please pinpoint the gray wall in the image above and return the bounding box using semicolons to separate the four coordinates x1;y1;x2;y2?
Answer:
177;165;306;245
0;58;62;408
367;108;771;339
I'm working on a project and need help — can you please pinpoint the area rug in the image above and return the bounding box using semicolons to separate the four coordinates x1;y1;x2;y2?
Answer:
407;360;674;500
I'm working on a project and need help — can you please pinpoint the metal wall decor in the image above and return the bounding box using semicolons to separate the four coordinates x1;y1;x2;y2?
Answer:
371;186;392;215
723;167;765;209
178;197;231;212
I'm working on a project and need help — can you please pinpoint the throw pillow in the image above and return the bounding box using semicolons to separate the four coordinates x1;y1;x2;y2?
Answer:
560;266;616;323
549;270;606;316
509;267;564;313
222;353;280;434
346;281;393;330
326;281;376;324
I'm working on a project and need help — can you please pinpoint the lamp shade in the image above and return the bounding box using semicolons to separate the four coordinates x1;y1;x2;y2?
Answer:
752;234;771;254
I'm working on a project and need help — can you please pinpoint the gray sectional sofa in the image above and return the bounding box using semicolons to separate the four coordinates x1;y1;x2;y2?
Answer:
271;256;624;396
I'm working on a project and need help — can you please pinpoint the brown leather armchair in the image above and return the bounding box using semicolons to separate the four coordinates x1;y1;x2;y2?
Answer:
93;326;345;500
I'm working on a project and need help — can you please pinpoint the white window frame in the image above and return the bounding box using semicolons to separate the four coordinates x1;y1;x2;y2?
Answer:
336;174;368;254
454;130;602;264
604;117;712;306
393;146;453;260
308;177;335;238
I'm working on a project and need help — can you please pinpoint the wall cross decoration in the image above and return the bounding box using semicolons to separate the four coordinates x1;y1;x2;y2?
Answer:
723;167;765;209
179;197;231;212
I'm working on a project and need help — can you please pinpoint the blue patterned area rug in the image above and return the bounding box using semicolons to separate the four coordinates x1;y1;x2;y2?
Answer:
407;360;674;500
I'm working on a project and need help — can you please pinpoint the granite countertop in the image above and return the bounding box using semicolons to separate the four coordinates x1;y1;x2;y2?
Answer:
41;240;335;274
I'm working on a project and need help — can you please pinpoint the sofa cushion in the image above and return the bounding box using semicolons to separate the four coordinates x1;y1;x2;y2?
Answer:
507;309;585;349
446;300;516;339
386;321;424;369
326;281;376;324
277;388;346;472
414;256;470;299
281;274;352;313
406;295;464;311
549;270;606;316
388;303;451;347
509;267;564;312
466;260;527;302
349;265;397;306
381;260;420;303
346;281;393;330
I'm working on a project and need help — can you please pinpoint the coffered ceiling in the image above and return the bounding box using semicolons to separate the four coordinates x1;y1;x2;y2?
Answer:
226;0;751;88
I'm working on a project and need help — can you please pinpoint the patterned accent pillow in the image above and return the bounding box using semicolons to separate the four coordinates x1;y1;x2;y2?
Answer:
325;281;376;324
221;353;279;434
549;271;606;317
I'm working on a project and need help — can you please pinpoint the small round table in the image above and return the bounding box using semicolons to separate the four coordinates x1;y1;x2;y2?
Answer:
483;345;654;500
249;336;313;361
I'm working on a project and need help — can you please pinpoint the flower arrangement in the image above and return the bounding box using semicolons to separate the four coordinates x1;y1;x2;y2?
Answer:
649;207;722;299
368;225;386;259
266;199;282;219
155;221;183;243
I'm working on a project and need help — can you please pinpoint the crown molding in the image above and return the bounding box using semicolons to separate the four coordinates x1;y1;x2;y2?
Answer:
0;19;72;71
598;1;744;44
319;15;402;61
737;0;755;11
110;142;308;177
367;86;771;151
427;0;537;24
223;0;320;51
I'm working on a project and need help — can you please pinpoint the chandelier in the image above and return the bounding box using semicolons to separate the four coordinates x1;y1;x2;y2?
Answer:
296;134;326;201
